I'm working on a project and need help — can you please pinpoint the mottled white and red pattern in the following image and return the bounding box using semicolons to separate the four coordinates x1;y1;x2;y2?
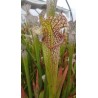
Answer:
41;14;68;49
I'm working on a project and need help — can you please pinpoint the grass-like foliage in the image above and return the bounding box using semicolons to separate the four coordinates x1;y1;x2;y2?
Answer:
21;0;76;98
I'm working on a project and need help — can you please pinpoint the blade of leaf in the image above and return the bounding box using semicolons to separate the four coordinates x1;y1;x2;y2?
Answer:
22;51;32;98
66;44;74;98
21;86;28;98
33;35;43;89
39;91;44;98
56;65;68;98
